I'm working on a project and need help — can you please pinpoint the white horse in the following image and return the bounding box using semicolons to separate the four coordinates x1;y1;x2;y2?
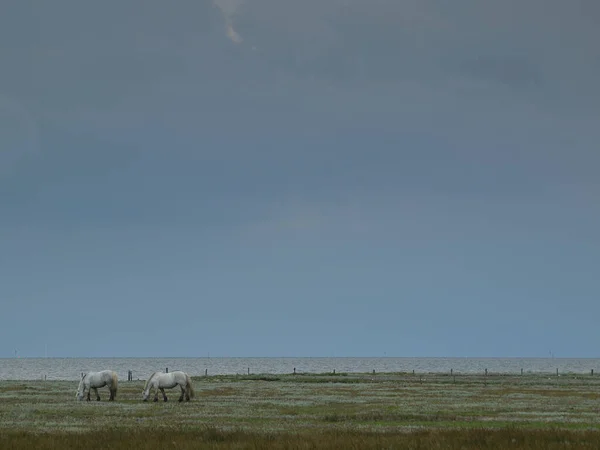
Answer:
142;371;195;402
76;370;118;401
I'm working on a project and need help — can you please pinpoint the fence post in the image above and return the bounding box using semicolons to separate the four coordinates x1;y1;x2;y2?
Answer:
293;367;296;375
592;369;594;376
521;368;523;376
248;367;250;375
205;369;208;376
166;367;168;373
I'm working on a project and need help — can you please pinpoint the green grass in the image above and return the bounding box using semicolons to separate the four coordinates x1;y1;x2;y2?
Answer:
1;372;600;448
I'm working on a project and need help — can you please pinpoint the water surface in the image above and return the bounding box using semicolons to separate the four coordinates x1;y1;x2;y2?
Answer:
1;357;599;381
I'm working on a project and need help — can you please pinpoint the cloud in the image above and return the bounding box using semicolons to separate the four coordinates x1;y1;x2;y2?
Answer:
213;0;245;44
225;22;243;44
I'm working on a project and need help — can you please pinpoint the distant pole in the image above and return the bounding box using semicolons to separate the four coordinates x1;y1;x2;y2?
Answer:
450;369;453;376
205;369;208;376
592;369;594;376
293;368;296;375
166;367;168;373
247;367;250;375
333;369;335;375
521;368;523;376
556;368;559;377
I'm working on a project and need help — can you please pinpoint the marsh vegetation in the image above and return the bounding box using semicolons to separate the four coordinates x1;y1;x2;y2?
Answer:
1;372;599;448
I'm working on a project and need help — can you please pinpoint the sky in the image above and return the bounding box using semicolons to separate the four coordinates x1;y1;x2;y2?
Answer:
1;0;599;358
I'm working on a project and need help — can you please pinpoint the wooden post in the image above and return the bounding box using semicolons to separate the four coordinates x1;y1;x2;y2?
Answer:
592;369;594;376
521;368;523;376
333;369;335;374
247;367;250;375
293;367;296;375
372;369;375;375
205;369;208;376
450;369;453;376
166;367;168;373
556;368;559;377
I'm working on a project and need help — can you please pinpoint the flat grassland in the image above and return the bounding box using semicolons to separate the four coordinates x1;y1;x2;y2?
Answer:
1;372;600;449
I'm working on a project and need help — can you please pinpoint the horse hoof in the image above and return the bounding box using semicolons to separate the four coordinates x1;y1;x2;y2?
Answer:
153;398;158;402
164;398;168;402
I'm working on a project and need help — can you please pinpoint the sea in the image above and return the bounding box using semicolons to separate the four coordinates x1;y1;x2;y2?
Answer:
1;357;599;381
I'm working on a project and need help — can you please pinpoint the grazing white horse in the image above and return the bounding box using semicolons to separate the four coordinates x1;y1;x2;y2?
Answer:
142;371;195;402
76;370;118;401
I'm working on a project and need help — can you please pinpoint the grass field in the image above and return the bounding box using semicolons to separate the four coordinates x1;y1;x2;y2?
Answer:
1;372;599;448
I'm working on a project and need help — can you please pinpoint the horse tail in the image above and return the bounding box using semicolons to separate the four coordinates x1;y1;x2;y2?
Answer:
186;373;195;399
111;371;118;399
143;372;158;392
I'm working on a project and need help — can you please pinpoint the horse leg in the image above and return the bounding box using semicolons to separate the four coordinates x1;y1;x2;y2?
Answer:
153;385;159;402
93;387;100;401
160;387;168;402
86;389;91;401
178;385;185;402
109;387;115;401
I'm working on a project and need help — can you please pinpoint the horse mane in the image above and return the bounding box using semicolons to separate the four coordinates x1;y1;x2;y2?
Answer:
143;371;160;391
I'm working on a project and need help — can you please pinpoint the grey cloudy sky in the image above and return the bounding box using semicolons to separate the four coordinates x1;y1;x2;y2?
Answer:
1;1;599;357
